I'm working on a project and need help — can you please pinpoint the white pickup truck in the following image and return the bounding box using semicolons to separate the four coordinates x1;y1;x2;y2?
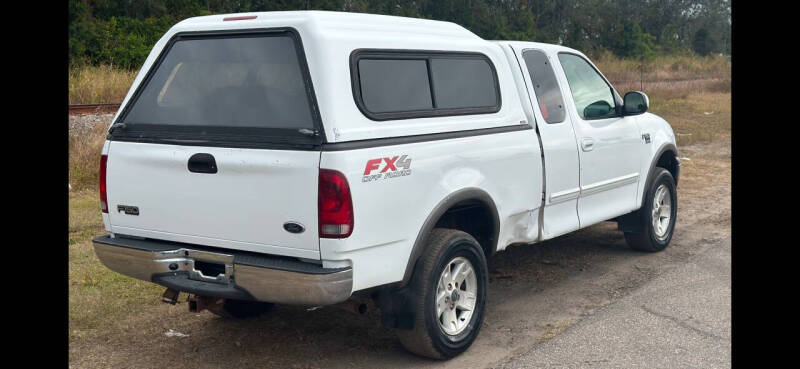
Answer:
93;11;679;359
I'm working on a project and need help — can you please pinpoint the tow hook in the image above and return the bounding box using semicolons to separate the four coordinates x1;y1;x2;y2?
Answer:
162;288;179;305
187;294;225;314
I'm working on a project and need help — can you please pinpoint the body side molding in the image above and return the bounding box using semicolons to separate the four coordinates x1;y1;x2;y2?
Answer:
580;173;639;197
549;187;580;204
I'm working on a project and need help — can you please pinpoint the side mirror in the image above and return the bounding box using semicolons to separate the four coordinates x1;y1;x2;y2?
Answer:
584;100;614;119
623;91;649;116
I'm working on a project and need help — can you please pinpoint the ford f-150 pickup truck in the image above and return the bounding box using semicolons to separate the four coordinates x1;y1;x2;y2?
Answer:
93;10;679;359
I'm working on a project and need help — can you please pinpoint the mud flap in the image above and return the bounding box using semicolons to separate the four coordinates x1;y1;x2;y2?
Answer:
617;210;645;234
376;287;417;330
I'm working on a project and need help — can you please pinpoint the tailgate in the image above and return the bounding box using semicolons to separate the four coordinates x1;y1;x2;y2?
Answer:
106;142;321;259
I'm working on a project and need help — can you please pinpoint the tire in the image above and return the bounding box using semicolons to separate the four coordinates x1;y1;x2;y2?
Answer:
624;167;678;252
395;228;488;359
209;299;274;319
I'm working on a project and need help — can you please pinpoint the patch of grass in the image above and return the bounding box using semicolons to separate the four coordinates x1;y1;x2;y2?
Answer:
69;64;137;104
595;53;731;85
69;192;163;340
649;92;730;147
69;120;109;191
596;53;730;104
590;55;730;147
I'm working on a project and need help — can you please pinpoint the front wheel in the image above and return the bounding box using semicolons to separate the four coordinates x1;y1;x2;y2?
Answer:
395;228;488;359
624;167;678;252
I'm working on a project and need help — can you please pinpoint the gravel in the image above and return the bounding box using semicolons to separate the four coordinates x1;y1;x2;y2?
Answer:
69;113;114;134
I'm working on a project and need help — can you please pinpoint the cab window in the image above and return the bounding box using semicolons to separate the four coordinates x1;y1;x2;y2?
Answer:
522;49;566;124
557;53;617;120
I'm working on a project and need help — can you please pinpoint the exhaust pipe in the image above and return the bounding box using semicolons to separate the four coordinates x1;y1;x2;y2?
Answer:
162;288;179;305
333;299;369;315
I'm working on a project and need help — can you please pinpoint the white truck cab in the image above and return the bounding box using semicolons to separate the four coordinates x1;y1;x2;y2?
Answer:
93;11;679;359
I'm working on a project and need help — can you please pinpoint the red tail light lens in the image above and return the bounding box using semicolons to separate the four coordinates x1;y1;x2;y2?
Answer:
99;154;108;213
318;169;353;238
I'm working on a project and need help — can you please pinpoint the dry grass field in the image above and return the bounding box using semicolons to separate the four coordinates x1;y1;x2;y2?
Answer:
67;56;730;355
68;65;138;104
69;190;164;341
69;122;109;191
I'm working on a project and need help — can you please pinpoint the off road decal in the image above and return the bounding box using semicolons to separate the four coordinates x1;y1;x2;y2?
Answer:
362;155;412;182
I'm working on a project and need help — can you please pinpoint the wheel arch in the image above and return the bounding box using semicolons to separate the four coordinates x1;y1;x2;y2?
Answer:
641;143;679;207
400;188;500;286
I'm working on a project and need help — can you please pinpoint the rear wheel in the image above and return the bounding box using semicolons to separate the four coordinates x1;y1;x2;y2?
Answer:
395;228;488;359
624;168;677;252
208;299;274;319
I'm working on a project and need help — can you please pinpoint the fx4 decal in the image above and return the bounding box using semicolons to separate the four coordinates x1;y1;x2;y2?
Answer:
362;155;412;182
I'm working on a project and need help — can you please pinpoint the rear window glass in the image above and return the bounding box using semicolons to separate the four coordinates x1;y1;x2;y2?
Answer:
121;34;314;130
522;49;566;124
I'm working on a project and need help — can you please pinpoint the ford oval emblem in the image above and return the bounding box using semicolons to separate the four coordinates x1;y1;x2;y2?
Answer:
283;222;305;234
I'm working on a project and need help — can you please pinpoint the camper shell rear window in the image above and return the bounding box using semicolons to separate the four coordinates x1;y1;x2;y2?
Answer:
111;28;323;150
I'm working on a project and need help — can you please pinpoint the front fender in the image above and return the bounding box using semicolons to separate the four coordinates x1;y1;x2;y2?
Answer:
635;113;679;209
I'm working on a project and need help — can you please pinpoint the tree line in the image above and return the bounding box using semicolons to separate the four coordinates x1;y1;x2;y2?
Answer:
69;0;731;69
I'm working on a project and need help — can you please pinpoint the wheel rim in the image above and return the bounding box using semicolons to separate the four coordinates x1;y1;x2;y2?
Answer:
651;184;672;240
436;256;478;336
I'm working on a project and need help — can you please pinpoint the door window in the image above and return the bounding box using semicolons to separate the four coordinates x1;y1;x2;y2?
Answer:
557;53;617;120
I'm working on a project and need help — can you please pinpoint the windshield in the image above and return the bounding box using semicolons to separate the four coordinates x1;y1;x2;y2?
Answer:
120;32;316;136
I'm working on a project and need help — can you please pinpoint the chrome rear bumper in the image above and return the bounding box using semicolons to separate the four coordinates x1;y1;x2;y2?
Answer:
92;235;352;306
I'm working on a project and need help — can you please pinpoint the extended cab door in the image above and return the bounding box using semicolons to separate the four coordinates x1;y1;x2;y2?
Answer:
554;52;644;227
511;46;581;239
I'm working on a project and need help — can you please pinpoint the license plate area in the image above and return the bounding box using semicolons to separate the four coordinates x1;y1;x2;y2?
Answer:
154;248;234;285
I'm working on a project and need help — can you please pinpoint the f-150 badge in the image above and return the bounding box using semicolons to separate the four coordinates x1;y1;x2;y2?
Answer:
362;155;412;182
117;205;139;215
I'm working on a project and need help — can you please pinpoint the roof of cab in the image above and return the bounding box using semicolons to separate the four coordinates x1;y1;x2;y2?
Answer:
172;10;483;41
492;40;585;57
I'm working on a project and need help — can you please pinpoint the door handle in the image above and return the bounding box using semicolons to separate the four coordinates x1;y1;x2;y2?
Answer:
188;153;218;174
581;138;595;152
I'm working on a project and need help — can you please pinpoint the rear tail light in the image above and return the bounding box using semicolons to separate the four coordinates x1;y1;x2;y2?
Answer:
99;154;108;213
318;169;353;238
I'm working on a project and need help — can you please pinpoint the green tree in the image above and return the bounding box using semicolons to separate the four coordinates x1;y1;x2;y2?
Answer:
614;20;657;60
692;28;718;56
68;0;732;68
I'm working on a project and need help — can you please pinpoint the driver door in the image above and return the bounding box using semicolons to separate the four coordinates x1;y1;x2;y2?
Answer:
555;52;644;227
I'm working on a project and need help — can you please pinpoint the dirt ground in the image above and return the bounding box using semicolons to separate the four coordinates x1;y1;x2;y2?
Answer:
68;138;730;368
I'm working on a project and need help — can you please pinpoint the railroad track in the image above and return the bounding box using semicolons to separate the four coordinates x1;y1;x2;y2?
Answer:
69;103;121;115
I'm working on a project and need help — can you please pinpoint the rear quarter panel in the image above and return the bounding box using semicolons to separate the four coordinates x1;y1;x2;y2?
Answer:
320;129;542;292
